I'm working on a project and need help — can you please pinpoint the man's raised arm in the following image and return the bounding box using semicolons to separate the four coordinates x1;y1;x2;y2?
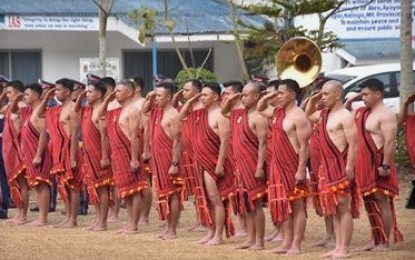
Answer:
257;92;277;119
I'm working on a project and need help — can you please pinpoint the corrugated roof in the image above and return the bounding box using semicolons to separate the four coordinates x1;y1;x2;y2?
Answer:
0;0;263;34
340;38;400;61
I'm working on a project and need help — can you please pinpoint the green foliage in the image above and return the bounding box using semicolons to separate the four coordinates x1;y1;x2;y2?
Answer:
175;68;217;89
128;7;158;43
236;0;347;68
396;126;411;169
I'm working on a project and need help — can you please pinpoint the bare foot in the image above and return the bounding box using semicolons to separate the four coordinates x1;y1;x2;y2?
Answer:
14;218;28;225
206;237;223;246
85;222;98;230
92;225;108;232
122;228;138;235
332;250;352;259
287;246;301;255
198;233;213;244
161;232;177;240
315;238;334;247
138;220;149;226
235;240;254;250
320;248;337;258
355;241;375;251
53;220;68;228
158;221;167;228
248;244;265;251
371;244;389;252
5;216;19;223
60;221;77;228
117;224;129;234
234;229;248;238
30;219;47;227
266;245;291;254
158;230;169;238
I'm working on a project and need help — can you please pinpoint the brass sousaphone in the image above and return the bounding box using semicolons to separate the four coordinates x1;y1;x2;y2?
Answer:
275;37;322;88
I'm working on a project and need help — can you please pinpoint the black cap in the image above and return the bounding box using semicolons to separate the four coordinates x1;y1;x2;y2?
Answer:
0;75;10;83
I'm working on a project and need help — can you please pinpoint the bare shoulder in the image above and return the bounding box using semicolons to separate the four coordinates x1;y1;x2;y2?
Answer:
294;107;308;121
254;111;268;124
380;106;397;123
168;107;179;120
340;108;354;121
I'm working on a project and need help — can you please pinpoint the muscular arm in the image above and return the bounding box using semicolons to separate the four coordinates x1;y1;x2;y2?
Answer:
98;117;110;166
141;113;150;160
220;98;234;118
295;114;311;179
34;117;48;162
170;114;182;163
70;109;81;168
380;113;398;164
141;92;156;115
129;106;141;166
304;94;321;123
342;112;358;174
10;97;22;115
217;115;230;168
257;92;277;118
255;114;268;172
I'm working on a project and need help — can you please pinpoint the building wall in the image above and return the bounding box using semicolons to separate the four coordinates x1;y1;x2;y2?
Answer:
0;30;243;82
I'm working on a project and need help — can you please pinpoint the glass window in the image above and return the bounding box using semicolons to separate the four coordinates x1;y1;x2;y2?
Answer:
0;50;41;84
344;72;395;98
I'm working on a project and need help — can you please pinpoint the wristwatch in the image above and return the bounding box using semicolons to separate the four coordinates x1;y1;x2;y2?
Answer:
171;160;179;167
381;163;390;171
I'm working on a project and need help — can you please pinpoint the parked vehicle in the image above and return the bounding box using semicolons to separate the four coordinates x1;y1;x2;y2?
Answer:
324;63;414;113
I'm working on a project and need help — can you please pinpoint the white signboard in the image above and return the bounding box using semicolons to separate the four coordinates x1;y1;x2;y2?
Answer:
325;0;415;39
80;58;120;84
1;16;98;30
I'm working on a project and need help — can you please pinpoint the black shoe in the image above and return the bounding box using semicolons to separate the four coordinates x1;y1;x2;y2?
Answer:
30;206;40;212
48;207;56;213
78;209;88;215
0;210;8;219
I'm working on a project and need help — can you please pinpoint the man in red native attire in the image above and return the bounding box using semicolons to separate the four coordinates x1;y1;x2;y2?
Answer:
74;81;112;231
398;93;415;167
142;81;184;239
346;78;403;251
301;78;336;248
38;78;83;228
180;82;236;245
220;80;248;238
101;80;148;234
130;76;153;225
16;83;52;226
174;79;206;232
305;80;360;258
2;80;28;224
177;79;212;232
99;77;121;222
257;79;310;254
263;79;284;242
223;82;268;250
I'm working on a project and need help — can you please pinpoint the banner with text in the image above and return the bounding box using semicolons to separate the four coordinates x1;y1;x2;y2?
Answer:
325;0;415;39
79;58;120;84
0;15;98;30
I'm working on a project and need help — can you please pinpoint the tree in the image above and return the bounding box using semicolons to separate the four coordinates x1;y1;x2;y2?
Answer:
128;0;213;79
235;0;373;72
400;0;414;111
92;0;115;77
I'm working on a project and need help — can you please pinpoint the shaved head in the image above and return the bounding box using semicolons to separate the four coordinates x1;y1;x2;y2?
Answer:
322;80;343;96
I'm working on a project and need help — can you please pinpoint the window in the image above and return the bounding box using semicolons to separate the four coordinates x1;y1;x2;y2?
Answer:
123;49;214;95
0;50;41;84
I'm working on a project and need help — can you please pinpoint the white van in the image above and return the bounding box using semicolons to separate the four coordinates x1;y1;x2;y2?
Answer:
324;63;411;113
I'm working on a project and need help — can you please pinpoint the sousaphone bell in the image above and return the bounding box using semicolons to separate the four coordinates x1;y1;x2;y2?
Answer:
275;37;322;88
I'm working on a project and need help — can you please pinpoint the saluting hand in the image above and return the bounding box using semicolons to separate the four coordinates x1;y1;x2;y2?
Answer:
105;90;117;103
77;90;87;102
44;88;56;101
188;93;202;104
404;93;415;105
